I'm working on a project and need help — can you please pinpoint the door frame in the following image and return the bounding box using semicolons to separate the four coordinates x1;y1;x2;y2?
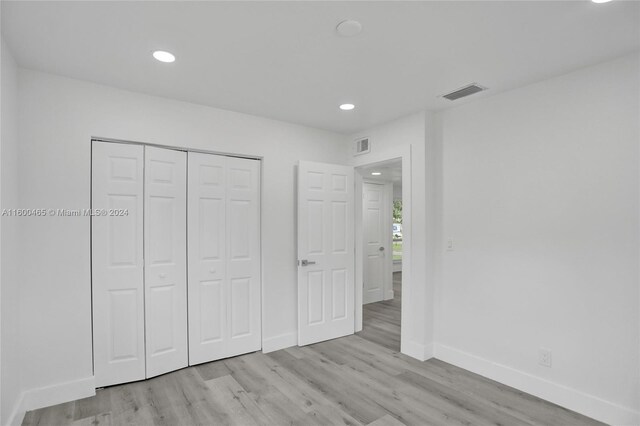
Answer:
360;180;394;304
354;146;411;356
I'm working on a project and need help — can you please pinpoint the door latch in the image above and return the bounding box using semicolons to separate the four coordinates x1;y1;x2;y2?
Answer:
299;259;317;266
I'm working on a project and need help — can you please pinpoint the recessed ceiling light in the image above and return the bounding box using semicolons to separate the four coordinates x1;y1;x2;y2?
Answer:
153;50;176;63
371;172;382;176
339;103;355;111
591;0;612;3
336;20;362;37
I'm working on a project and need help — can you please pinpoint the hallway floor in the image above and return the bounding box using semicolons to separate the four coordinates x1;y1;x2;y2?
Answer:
357;272;402;352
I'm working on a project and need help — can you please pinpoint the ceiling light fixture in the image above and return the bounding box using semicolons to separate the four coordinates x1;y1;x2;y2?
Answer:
591;0;612;3
336;20;363;37
371;172;382;176
340;103;355;111
153;50;176;63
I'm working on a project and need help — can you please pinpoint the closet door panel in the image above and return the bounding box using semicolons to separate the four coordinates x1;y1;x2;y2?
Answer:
144;146;188;378
188;152;227;365
226;157;261;357
92;142;145;387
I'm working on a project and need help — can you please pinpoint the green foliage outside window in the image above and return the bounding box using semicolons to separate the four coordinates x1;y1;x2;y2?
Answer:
393;200;402;224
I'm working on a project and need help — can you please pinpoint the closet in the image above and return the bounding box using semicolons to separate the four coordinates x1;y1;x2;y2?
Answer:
91;141;261;388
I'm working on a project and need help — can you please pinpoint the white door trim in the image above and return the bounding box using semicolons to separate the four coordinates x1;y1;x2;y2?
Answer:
92;137;262;161
354;146;411;357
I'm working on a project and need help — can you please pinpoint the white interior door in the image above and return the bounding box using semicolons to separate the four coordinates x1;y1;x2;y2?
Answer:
297;161;354;346
188;153;261;365
92;141;145;387
225;156;262;357
144;146;188;378
188;152;227;364
363;182;392;304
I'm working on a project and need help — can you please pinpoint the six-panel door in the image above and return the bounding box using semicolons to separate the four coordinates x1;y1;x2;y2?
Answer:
187;153;261;365
187;152;227;364
225;156;261;358
92;142;145;387
297;161;355;346
363;182;386;304
144;146;188;378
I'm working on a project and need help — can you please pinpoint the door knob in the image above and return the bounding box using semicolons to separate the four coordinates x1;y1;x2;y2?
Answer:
379;246;385;251
159;273;167;279
210;268;216;274
300;259;317;266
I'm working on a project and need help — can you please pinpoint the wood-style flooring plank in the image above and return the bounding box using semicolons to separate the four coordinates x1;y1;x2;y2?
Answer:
367;414;406;426
205;375;267;426
70;413;112;426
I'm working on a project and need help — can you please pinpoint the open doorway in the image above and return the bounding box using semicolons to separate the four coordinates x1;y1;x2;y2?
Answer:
355;159;402;351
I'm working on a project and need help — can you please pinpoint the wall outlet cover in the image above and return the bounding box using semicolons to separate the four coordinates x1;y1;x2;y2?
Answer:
539;348;552;367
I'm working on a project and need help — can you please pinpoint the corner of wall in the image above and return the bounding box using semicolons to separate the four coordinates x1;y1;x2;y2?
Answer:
423;110;443;352
1;36;24;426
262;332;297;353
21;376;95;415
402;339;434;362
6;393;25;426
5;376;96;425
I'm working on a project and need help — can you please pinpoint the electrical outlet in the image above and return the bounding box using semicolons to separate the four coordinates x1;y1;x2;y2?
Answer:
539;348;552;367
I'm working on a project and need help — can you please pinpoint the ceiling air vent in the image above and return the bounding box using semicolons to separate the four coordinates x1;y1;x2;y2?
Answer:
442;83;487;101
354;137;370;156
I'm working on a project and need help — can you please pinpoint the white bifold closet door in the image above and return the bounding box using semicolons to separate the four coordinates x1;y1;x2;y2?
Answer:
92;142;146;387
188;152;261;366
144;146;188;378
93;142;188;387
93;143;259;386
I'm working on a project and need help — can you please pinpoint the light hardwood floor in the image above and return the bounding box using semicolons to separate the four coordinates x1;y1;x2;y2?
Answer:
23;272;603;426
357;272;402;352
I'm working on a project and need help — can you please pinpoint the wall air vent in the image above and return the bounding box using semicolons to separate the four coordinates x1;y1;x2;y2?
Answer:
442;83;487;101
354;137;370;156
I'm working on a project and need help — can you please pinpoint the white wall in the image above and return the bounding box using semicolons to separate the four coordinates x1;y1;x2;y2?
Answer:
1;38;22;425
16;69;348;410
437;53;640;425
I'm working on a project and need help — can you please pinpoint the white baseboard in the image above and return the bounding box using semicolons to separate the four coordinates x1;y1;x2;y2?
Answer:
434;343;639;426
402;340;434;361
262;332;297;353
21;376;95;413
